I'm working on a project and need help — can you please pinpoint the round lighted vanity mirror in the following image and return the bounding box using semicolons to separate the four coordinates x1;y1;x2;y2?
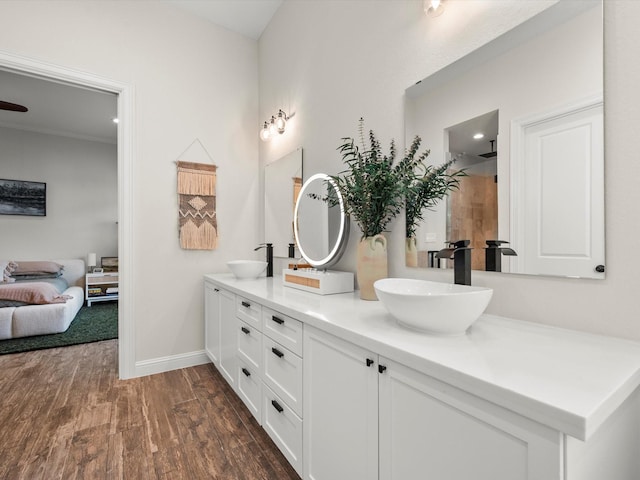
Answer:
293;173;349;269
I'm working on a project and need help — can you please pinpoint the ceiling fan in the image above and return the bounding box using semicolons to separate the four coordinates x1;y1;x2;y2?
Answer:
0;100;28;112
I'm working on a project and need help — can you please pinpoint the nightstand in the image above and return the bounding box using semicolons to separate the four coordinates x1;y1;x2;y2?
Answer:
85;272;119;306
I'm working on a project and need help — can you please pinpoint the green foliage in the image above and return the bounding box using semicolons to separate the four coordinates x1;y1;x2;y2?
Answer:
331;119;408;239
331;119;465;240
404;137;466;238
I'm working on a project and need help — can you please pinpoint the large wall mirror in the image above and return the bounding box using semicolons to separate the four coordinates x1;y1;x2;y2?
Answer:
405;0;604;279
265;147;303;258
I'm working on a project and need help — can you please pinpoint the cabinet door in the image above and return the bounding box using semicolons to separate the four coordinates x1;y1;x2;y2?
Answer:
204;282;221;366
303;326;378;480
218;288;237;390
378;358;563;480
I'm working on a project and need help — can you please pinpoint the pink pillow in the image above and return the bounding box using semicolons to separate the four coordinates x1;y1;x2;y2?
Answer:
0;282;71;304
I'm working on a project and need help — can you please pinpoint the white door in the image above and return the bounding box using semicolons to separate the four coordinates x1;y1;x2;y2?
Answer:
303;326;378;480
511;97;604;278
218;288;237;390
204;283;221;366
378;358;563;480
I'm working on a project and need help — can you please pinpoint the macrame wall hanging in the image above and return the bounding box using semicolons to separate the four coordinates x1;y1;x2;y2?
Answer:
176;160;218;250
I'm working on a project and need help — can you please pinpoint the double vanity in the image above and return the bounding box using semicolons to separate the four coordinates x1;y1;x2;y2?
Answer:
204;273;640;480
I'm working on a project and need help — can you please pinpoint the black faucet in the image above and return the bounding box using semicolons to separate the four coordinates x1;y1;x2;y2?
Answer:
254;243;273;277
436;240;473;285
484;240;517;272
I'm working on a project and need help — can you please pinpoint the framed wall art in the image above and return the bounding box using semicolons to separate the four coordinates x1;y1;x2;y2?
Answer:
0;178;46;216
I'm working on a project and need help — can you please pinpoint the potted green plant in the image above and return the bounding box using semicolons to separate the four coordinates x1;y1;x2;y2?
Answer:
403;139;466;267
331;119;418;300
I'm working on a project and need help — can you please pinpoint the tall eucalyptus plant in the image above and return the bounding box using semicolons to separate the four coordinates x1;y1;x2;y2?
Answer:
404;138;466;239
331;118;464;240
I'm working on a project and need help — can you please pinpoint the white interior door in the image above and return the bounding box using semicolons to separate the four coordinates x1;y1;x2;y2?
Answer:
511;96;604;278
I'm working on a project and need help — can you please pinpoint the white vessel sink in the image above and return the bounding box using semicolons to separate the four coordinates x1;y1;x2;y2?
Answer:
374;278;493;335
227;260;268;279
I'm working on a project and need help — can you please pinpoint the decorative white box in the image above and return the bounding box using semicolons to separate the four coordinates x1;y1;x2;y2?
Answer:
282;268;354;295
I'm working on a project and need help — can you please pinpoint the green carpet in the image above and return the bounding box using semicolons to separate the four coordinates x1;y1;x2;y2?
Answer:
0;302;118;355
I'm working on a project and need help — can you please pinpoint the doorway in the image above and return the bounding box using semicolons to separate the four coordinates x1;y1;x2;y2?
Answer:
0;51;134;378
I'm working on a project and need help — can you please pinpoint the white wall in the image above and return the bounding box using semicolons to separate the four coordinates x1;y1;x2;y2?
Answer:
0;1;260;364
0;127;117;261
259;1;640;342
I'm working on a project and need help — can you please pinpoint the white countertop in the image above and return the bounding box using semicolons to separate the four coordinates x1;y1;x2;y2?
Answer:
205;273;640;441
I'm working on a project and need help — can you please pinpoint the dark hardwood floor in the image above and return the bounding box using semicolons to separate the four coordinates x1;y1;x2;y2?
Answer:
0;340;301;479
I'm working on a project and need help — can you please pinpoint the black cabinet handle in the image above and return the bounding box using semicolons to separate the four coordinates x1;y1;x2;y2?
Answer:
271;347;284;358
378;364;387;374
241;301;251;308
271;315;285;325
595;265;605;273
241;326;250;335
242;368;251;377
366;358;374;367
214;288;219;292
271;400;284;413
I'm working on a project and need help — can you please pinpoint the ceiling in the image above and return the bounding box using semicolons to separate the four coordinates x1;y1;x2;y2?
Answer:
0;1;281;145
163;0;283;40
0;69;118;144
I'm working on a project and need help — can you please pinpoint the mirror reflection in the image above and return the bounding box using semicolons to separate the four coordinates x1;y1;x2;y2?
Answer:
294;173;349;269
405;0;604;279
264;148;303;258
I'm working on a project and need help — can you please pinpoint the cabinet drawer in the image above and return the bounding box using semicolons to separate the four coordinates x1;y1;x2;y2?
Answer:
237;320;262;370
236;296;261;329
263;336;303;417
237;358;262;423
262;385;303;476
262;307;303;356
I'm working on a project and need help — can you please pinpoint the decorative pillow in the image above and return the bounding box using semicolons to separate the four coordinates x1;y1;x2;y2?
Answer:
0;281;71;305
13;261;64;275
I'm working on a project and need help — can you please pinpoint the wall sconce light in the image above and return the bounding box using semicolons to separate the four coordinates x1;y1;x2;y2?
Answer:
260;109;290;141
424;0;445;17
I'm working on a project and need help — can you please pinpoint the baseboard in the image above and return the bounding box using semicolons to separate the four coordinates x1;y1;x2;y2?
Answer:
134;349;211;378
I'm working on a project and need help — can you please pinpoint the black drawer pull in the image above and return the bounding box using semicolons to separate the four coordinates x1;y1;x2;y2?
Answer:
378;364;387;374
271;315;285;325
366;358;374;367
271;347;284;358
242;368;251;377
241;301;251;308
214;288;219;292
241;326;250;335
271;400;284;413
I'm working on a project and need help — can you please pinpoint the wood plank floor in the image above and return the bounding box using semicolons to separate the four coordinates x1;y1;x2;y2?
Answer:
0;340;301;480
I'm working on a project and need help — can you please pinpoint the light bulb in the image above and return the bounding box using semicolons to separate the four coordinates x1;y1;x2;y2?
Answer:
275;110;287;134
268;116;278;136
425;0;444;17
260;122;270;141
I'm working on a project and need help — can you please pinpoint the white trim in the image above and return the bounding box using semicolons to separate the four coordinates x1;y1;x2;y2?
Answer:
134;350;211;378
0;50;136;379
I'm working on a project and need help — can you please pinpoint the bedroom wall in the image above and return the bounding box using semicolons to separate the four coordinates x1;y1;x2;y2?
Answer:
0;127;117;262
0;1;260;369
259;0;640;342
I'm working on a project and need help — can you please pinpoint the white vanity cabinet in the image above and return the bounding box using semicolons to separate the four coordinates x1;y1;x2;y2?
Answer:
204;283;236;389
304;326;561;480
205;274;640;480
303;326;378;480
378;358;563;480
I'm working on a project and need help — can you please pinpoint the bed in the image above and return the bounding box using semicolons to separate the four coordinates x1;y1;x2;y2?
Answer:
0;259;85;340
